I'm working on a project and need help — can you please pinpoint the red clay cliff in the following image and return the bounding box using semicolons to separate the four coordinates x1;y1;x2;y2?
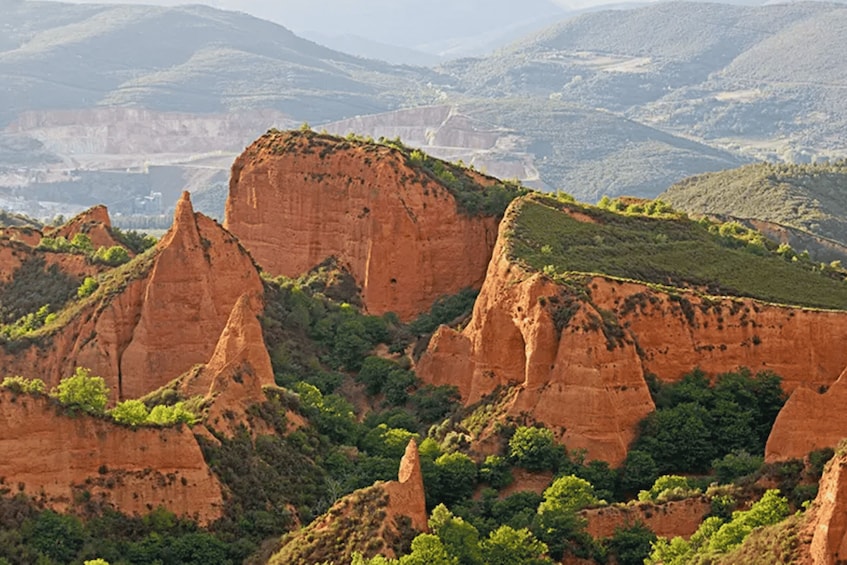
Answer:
418;198;847;465
225;130;502;320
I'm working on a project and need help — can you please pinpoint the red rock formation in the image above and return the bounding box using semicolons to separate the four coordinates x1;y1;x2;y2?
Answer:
0;226;42;247
44;205;124;250
384;439;428;533
801;449;847;564
225;130;502;320
580;497;711;540
765;367;847;462
179;293;279;434
0;390;223;524
268;439;428;564
417;198;847;465
0;192;264;402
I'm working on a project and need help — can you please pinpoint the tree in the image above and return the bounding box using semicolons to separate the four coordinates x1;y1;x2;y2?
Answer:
508;426;565;472
51;367;109;414
605;523;657;565
707;489;789;554
539;475;601;515
77;276;99;298
432;453;477;506
399;534;459;565
618;449;658;496
480;525;552;565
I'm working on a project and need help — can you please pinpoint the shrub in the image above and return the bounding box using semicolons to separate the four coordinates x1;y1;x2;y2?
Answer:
110;399;150;426
51;367;109;414
92;246;131;266
146;402;197;426
0;375;46;394
77;276;99;298
638;475;698;502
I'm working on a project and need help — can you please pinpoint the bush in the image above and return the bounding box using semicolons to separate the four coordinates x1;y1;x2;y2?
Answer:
638;475;698;502
146;402;197;426
1;375;46;394
712;450;763;484
51;367;109;414
606;522;657;565
92;246;131;266
109;399;150;426
78;276;99;298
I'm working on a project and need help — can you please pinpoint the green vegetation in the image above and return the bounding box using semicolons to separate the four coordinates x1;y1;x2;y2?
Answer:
647;489;790;563
0;375;46;394
629;368;785;475
0;497;240;565
110;228;157;254
109;399;198;427
0;256;79;326
662;160;847;246
77;276;98;298
50;367;109;415
510;196;847;310
91;246;131;267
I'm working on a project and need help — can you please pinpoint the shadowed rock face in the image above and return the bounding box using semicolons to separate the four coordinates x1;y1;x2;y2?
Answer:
0;390;224;524
417;198;847;465
0;192;264;402
801;449;847;565
766;366;847;462
179;292;279;435
225;130;501;321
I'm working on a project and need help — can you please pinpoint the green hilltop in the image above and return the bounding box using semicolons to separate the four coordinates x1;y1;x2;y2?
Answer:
660;160;847;247
507;194;847;310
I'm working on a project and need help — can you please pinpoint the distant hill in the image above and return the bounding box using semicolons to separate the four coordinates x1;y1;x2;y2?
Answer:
323;99;744;201
660;161;847;248
0;1;435;125
443;2;847;163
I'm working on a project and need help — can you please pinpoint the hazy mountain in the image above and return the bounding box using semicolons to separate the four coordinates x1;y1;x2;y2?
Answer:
0;1;437;126
444;2;847;162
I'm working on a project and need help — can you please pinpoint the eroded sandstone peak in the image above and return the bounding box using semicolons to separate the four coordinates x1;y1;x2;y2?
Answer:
225;130;510;320
119;191;264;398
389;439;428;532
179;292;277;434
268;439;429;564
0;192;264;403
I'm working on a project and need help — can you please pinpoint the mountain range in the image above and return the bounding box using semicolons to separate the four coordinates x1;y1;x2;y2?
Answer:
1;0;846;221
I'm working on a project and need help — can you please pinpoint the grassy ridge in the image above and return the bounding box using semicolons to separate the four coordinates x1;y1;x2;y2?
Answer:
660;161;847;246
509;196;847;310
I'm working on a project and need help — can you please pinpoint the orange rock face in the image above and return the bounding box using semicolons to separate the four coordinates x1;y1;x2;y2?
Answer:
765;367;847;462
225;131;501;320
120;192;264;398
417;200;847;465
802;450;847;565
580;497;711;540
44;205;124;251
0;391;223;524
0;192;264;402
179;292;278;434
384;439;428;533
